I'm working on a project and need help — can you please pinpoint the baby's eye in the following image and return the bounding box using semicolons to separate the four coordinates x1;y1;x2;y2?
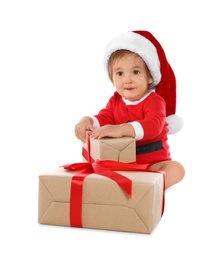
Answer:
116;71;123;76
133;70;140;75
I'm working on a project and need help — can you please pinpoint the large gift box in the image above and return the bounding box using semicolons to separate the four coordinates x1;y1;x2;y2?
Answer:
82;133;136;163
38;161;165;234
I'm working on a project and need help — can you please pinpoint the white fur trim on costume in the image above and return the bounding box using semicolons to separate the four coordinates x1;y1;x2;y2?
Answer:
129;121;144;140
122;91;152;105
166;114;183;134
91;116;100;127
103;31;161;89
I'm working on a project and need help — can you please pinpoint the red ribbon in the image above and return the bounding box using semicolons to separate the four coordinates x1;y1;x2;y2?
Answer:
63;132;165;228
82;132;94;163
63;159;165;227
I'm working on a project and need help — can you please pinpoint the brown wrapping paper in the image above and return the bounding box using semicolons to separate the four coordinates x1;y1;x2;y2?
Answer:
38;167;164;234
82;136;136;163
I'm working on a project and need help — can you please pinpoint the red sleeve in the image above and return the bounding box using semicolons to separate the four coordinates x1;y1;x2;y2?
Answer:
138;93;167;141
94;92;118;126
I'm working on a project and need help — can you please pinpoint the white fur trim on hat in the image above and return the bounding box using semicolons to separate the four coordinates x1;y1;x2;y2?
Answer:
103;31;161;89
166;114;183;134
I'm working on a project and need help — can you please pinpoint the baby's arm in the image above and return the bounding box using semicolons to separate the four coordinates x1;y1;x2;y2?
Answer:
74;116;95;142
91;123;135;139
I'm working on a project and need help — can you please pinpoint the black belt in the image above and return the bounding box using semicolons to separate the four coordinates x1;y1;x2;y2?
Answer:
136;140;163;155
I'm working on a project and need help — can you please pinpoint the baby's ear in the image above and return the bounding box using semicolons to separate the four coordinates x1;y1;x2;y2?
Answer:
148;78;153;90
148;74;153;85
148;78;153;85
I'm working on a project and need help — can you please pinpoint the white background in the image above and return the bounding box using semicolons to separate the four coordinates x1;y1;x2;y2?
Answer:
1;0;223;259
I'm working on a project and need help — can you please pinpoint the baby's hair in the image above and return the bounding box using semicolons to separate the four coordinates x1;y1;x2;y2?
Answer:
107;50;153;89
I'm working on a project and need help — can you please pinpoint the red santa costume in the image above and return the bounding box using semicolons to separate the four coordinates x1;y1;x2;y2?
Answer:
92;30;183;164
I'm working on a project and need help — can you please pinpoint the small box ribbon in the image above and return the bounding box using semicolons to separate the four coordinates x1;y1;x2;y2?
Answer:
82;132;94;163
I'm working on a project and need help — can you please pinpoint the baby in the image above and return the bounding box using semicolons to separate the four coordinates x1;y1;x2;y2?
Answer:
75;30;185;189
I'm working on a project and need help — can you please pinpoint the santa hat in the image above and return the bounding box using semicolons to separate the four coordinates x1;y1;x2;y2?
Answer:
103;30;183;134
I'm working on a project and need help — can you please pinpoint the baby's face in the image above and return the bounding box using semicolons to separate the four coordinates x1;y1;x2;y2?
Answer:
111;53;153;101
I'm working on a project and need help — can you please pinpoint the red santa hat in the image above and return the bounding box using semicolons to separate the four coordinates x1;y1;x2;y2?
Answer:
103;30;183;134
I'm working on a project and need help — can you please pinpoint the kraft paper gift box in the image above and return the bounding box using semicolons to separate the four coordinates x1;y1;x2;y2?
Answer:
38;163;165;234
82;133;136;163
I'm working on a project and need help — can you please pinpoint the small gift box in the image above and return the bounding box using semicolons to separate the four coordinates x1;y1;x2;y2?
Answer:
38;160;165;234
82;132;136;163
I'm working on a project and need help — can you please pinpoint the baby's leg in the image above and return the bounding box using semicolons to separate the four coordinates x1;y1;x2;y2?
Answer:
150;160;185;189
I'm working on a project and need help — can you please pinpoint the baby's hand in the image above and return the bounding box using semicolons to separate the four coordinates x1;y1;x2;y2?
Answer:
74;117;94;142
91;124;134;139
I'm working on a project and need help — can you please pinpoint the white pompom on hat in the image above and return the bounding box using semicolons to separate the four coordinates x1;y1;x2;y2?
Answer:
103;30;183;134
